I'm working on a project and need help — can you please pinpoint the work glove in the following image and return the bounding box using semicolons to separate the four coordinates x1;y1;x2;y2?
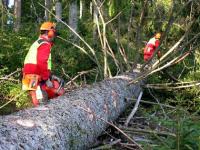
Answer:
45;78;53;88
51;75;61;83
51;75;64;86
51;75;65;89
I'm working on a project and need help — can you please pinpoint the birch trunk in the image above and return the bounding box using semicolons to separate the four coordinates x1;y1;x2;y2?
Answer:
0;73;141;149
14;0;21;32
79;0;83;19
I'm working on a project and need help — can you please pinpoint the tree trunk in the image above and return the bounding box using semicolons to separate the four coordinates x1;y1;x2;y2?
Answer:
1;0;9;31
69;0;78;40
14;0;21;32
1;0;3;31
45;0;51;21
133;0;148;67
55;1;62;22
0;73;142;149
93;1;98;47
79;0;83;19
2;0;8;8
127;2;135;60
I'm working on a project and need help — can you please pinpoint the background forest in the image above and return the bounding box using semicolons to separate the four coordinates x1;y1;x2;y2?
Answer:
1;0;200;149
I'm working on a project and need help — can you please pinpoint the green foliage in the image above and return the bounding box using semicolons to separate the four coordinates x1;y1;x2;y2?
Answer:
0;28;37;73
156;0;172;12
153;118;200;150
107;0;131;17
21;0;45;23
0;81;30;115
141;104;200;150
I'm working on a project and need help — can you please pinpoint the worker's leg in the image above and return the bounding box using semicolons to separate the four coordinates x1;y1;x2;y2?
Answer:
29;90;39;107
29;86;49;107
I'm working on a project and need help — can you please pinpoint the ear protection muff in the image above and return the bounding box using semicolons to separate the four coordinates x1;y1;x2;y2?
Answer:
48;30;55;38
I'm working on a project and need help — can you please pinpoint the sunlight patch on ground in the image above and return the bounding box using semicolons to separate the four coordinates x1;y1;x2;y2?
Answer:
17;119;35;128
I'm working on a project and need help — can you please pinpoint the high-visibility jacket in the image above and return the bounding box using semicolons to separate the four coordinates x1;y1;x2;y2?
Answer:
23;37;52;80
144;37;160;61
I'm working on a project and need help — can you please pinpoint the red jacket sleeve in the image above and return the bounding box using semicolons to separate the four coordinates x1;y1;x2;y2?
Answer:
155;40;160;57
155;40;160;49
37;43;51;80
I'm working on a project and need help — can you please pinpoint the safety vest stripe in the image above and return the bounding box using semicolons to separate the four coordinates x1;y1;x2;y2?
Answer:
48;53;51;70
147;37;156;46
24;39;52;70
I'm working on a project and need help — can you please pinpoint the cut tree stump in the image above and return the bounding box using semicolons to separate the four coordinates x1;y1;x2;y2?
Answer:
0;72;142;150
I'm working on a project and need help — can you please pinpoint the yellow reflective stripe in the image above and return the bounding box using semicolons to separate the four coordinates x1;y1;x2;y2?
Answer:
24;40;40;64
48;53;52;70
148;37;156;45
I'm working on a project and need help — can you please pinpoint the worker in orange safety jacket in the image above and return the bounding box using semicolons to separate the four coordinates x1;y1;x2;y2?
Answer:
22;22;65;106
143;33;161;62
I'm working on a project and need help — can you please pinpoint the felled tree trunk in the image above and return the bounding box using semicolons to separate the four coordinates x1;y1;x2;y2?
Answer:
0;73;142;149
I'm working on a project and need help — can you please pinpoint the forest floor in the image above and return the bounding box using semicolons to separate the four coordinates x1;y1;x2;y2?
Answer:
91;97;200;150
91;105;162;150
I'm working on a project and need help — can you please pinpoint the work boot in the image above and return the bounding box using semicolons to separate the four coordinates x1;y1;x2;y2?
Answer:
29;91;39;107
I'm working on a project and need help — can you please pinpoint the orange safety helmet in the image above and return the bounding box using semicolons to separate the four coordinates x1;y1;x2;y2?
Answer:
40;22;56;31
155;33;161;39
40;22;56;38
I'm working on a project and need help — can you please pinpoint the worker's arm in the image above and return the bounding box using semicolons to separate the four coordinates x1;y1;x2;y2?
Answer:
37;43;51;80
155;40;161;58
157;51;161;58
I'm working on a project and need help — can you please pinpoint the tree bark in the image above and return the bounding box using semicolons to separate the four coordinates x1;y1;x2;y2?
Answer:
55;1;62;22
45;0;51;21
14;0;21;32
69;0;78;40
1;0;4;31
133;0;148;68
79;0;83;19
2;0;8;8
127;2;135;60
1;0;9;31
93;1;98;46
0;73;142;149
